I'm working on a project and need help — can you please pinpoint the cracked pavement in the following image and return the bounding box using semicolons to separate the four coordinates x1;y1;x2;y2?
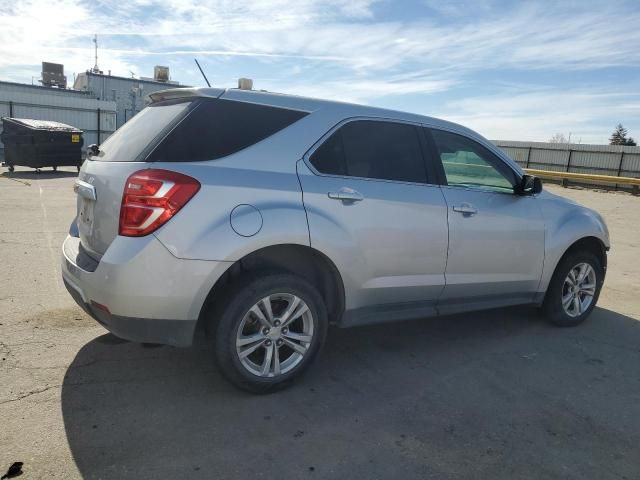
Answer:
0;166;639;479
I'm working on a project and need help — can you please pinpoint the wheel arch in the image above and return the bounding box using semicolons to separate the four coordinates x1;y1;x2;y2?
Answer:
195;244;346;337
559;236;608;272
540;235;608;302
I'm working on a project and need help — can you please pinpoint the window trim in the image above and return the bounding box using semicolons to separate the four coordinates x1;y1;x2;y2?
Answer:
303;116;437;187
423;126;523;195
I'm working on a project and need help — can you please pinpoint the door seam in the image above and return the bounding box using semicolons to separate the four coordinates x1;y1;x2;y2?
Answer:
295;159;313;248
435;185;451;314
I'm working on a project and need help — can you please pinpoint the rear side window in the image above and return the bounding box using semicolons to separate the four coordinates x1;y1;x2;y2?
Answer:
148;99;308;162
310;120;427;183
97;100;191;162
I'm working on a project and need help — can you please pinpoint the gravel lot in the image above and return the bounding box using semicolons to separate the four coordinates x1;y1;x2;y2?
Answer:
1;166;639;479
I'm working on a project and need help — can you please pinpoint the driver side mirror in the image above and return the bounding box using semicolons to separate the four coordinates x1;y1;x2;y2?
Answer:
516;174;543;195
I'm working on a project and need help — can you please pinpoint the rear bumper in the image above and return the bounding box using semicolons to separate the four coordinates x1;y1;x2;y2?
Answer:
61;234;231;347
63;279;196;346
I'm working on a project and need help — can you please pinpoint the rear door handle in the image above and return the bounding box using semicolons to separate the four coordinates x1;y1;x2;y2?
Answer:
328;188;364;203
452;203;478;215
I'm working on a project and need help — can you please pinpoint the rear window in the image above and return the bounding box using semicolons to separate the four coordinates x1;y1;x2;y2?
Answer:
148;99;308;162
96;100;191;162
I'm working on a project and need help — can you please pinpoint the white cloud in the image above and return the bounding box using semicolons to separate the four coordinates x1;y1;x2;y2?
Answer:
433;89;640;143
0;0;638;142
4;0;639;74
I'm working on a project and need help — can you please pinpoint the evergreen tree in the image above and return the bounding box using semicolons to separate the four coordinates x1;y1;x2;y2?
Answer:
609;124;637;146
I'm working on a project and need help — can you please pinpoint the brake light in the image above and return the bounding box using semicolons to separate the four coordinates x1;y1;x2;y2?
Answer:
119;169;200;237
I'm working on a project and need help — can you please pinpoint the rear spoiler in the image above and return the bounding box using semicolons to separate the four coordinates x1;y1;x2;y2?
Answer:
147;87;226;104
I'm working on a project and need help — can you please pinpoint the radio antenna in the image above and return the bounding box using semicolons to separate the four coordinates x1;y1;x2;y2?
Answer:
92;34;100;73
194;59;211;87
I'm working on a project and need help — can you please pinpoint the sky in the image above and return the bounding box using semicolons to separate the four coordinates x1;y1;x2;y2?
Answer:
0;0;638;144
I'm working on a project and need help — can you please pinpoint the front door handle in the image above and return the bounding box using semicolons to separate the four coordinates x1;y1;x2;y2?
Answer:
452;203;478;215
328;188;364;203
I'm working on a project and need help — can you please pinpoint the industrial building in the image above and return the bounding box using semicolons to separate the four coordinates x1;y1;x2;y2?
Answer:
0;61;188;161
0;80;116;161
73;66;186;129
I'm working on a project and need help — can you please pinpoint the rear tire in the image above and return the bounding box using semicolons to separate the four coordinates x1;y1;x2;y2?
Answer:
543;251;603;327
214;273;328;393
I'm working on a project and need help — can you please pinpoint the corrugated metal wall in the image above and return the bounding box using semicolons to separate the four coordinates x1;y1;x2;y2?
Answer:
0;81;116;161
494;140;640;190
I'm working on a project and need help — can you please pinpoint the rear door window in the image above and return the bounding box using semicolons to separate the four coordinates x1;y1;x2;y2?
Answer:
310;120;427;183
308;130;347;176
148;99;308;162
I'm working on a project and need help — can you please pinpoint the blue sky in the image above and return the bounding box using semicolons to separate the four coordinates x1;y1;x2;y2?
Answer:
1;0;639;143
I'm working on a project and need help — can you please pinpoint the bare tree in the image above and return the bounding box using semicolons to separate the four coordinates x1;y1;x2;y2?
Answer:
549;132;581;144
549;133;569;143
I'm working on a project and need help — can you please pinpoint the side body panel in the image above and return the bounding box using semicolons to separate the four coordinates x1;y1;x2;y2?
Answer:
296;160;449;321
437;186;545;313
153;162;310;261
534;190;610;299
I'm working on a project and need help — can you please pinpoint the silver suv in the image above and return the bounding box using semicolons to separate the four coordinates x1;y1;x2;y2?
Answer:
62;87;609;392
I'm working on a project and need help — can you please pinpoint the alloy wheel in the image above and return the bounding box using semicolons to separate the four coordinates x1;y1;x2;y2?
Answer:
561;262;596;317
235;293;314;377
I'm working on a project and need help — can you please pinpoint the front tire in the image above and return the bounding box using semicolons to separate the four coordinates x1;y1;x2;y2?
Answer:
214;273;328;393
543;251;603;327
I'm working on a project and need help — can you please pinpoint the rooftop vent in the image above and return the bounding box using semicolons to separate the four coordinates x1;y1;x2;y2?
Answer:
41;62;67;88
238;78;253;90
154;66;170;82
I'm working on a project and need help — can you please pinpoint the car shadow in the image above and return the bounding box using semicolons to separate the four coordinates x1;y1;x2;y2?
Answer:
2;169;78;180
61;307;640;479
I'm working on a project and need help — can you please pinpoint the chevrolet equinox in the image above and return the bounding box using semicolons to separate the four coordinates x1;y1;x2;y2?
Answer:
62;87;609;392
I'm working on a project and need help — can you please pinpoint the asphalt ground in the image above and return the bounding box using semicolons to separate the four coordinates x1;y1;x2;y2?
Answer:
1;166;639;479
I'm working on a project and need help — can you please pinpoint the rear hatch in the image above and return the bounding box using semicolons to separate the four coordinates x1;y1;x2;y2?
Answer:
76;98;196;259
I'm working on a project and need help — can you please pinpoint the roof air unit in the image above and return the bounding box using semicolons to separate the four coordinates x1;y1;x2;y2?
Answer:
154;66;170;82
41;62;67;88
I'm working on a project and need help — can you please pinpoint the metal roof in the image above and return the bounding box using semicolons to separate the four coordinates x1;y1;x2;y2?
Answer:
0;79;95;96
81;71;190;87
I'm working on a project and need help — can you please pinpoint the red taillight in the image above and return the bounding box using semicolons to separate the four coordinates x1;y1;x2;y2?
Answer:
119;169;200;237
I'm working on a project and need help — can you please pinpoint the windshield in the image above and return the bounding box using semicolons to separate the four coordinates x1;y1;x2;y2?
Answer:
94;100;191;162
